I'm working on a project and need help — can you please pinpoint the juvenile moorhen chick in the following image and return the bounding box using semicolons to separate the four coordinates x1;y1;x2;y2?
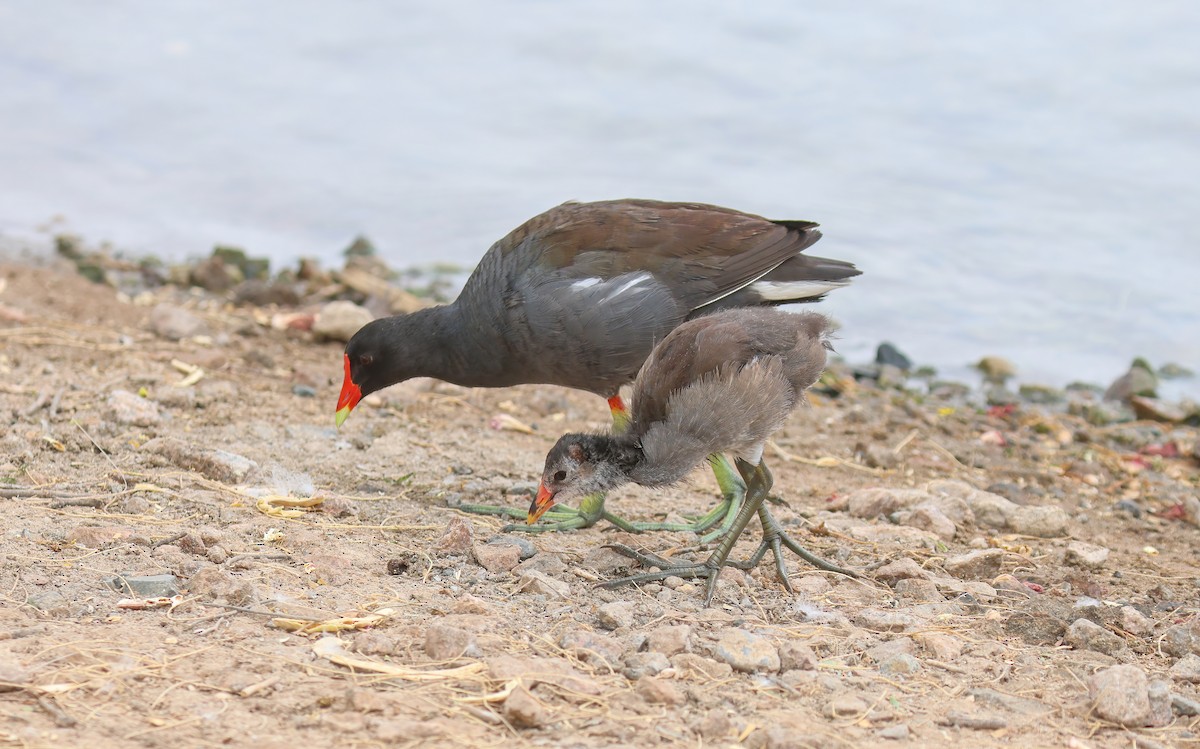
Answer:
532;307;856;604
336;199;860;535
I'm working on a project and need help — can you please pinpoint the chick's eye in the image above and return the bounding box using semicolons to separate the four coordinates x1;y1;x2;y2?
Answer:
553;470;566;482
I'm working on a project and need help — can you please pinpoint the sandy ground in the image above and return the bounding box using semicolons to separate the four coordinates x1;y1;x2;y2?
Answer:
1;256;1199;749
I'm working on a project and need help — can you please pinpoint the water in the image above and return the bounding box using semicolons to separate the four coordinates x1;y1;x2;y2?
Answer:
2;2;1198;393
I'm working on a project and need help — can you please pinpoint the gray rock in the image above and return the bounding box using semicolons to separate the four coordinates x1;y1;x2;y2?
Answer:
713;628;781;673
1008;505;1069;538
944;549;1008;580
635;675;685;705
1064;541;1109;569
879;653;921;676
898;504;957;540
847;487;932;518
826;693;869;717
876;342;912;370
1088;664;1152;727
916;632;963;661
866;637;915;663
976;355;1016;383
107;389;162;426
517;570;570;598
142;437;258;483
560;631;624;669
107;573;180;597
1170;653;1200;682
1173;693;1200;716
877;724;910;740
1105;360;1158;403
424;622;478;660
597;601;635;630
646;625;691;656
148;303;208;341
1130;396;1186;423
1162;621;1200;658
26;589;70;617
968;687;1051;715
876;557;928;584
1065;618;1126;655
1148;679;1173;727
1004;598;1071;645
854;608;921;632
472;543;521;573
313;301;373;342
1120;606;1154;637
487;535;537;560
778;641;819;671
623;651;671;680
186;567;256;606
894;578;943;603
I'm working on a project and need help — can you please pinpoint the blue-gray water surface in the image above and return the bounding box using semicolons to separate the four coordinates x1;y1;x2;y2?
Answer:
1;2;1197;393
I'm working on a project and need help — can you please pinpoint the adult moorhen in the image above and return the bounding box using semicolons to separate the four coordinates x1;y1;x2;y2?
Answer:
531;307;856;605
335;199;860;535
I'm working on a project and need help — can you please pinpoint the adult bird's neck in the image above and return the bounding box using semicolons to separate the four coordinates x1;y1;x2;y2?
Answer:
380;303;509;388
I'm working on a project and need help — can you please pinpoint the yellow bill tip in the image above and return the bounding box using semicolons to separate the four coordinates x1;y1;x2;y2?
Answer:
335;406;351;429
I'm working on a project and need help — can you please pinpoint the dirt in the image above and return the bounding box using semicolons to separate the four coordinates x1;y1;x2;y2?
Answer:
1;255;1199;749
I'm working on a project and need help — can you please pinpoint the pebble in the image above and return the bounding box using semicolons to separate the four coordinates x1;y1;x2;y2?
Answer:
434;517;474;555
1172;693;1200;716
1088;664;1155;727
875;342;912;370
877;724;910;740
875;557;929;584
189;255;241;292
107;389;162;426
1170;653;1200;682
559;631;623;669
487;534;537;560
517;570;570;598
943;549;1008;580
68;525;139;549
472;543;521;573
502;686;547;728
634;675;685;705
713;629;780;673
0;656;31;689
291;384;316;398
991;573;1035;599
623;651;671;680
1007;505;1069;538
313;301;373;342
866;637;915;663
1104;360;1158;402
646;625;691;656
597;601;635;630
107;573;180;597
894;578;943;603
1064;541;1109;569
1065;618;1126;656
1161;621;1200;658
915;632;963;661
186;567;257;606
854;609;920;632
1004;598;1071;645
424;622;478;660
976;355;1016;383
968;687;1051;715
1120;606;1154;637
777;641;819;671
1130;396;1186;423
878;653;921;676
898;504;957;540
142;437;258;483
826;693;869;718
148;303;208;340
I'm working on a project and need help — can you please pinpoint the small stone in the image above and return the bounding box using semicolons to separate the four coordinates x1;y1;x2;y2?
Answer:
424;622;477;660
646;625;691;656
671;653;734;680
0;656;30;691
517;570;570;598
944;549;1008;580
879;653;921;676
142;437;258;483
877;724;910;740
976;356;1016;383
1120;606;1154;637
1065;618;1126;655
313;301;373;342
854;609;920;632
1161;621;1200;658
778;641;818;671
1009;505;1069;538
190;255;241;292
915;632;963;661
472;543;520;573
1130;396;1186;423
875;342;912;370
487;535;537;560
866;637;916;663
1173;693;1200;716
502;686;547;728
875;558;929;585
1170;653;1200;683
1064;541;1109;569
514;553;567;577
597;601;635;630
695;712;732;741
107;389;161;426
1089;664;1152;727
1148;679;1173;727
1018;384;1065;404
1004;598;1071;645
895;578;943;603
186;567;256;606
623;651;671;680
1105;360;1158;403
713;628;780;673
148;303;208;340
107;573;180;597
991;574;1034;598
434;517;473;555
635;675;685;705
899;504;957;540
826;693;869;718
968;687;1051;715
69;525;137;549
559;631;623;669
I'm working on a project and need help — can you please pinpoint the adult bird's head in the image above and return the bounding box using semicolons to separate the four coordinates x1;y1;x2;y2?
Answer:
335;318;403;428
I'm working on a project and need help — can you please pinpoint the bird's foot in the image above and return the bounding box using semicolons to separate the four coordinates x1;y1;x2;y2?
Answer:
451;498;603;533
726;505;856;587
598;543;729;606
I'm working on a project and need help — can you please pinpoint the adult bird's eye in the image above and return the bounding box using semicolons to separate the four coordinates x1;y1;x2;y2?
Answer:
360;354;374;367
553;470;566;482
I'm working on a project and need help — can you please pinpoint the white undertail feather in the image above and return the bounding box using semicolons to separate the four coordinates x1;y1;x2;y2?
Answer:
750;279;851;301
